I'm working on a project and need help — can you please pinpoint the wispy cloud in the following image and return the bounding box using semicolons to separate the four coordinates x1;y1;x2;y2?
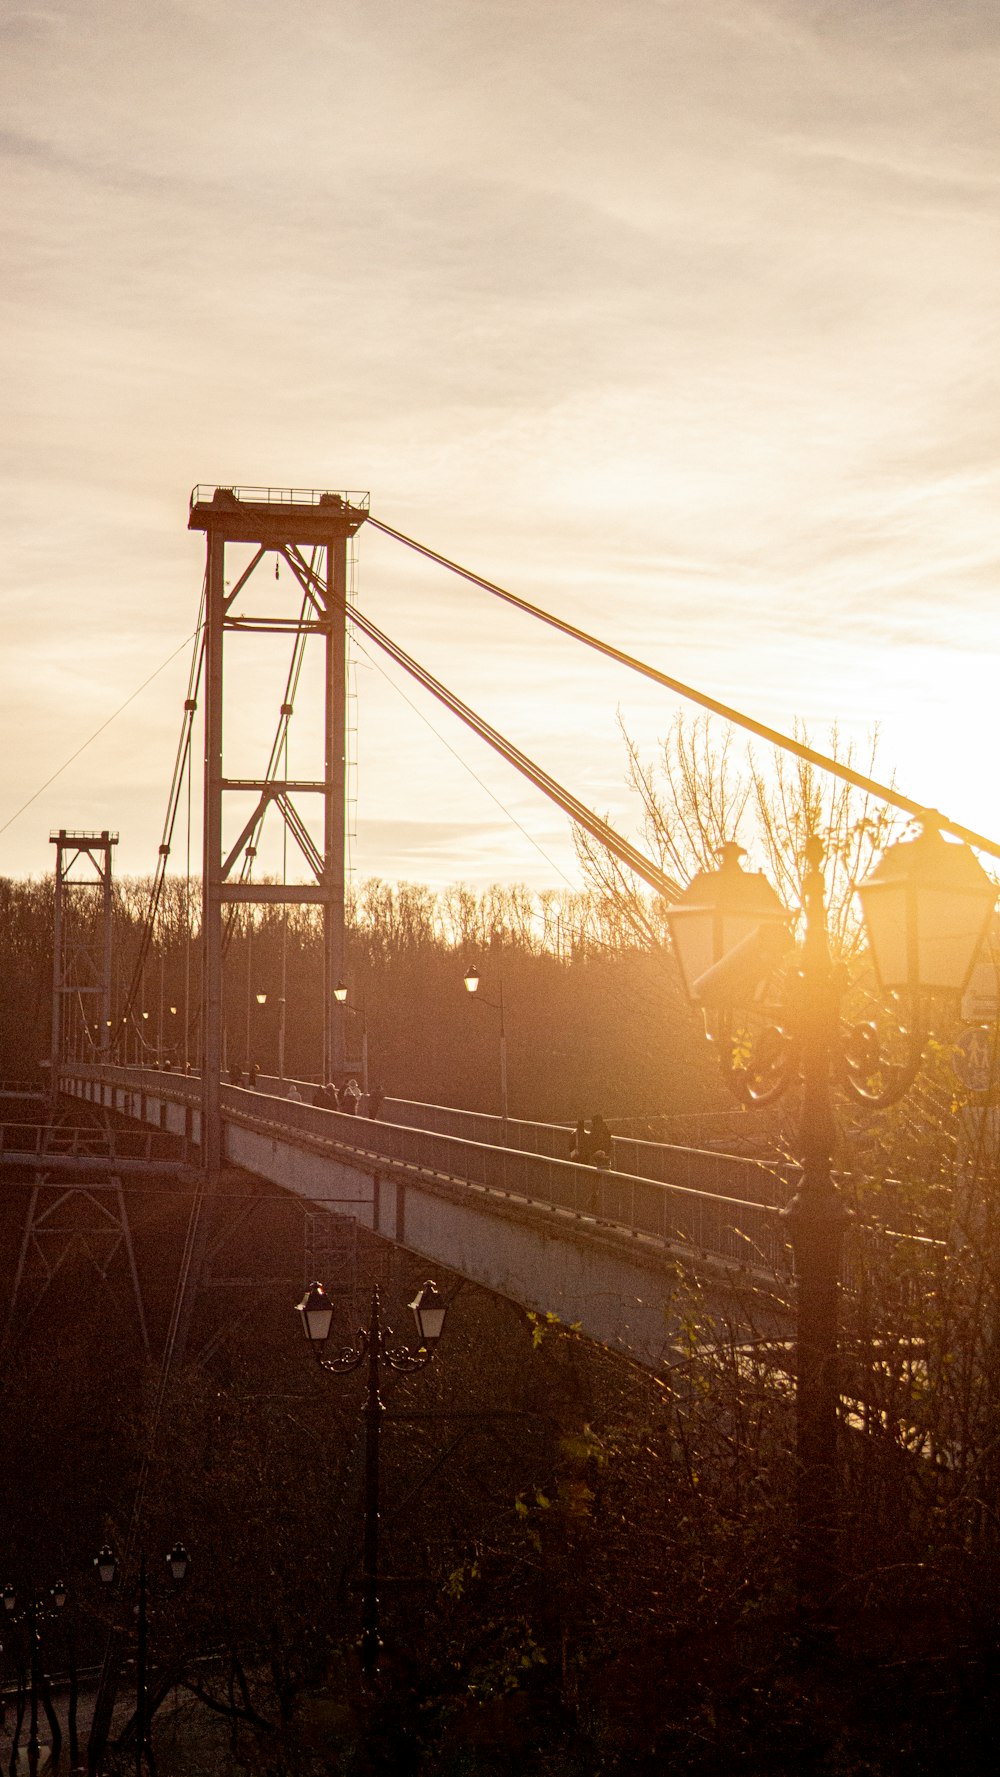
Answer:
2;0;999;880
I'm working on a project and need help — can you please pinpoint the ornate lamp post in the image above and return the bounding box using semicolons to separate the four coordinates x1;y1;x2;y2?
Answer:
3;1579;67;1777
94;1540;189;1777
463;964;508;1141
295;1279;448;1676
665;825;995;1609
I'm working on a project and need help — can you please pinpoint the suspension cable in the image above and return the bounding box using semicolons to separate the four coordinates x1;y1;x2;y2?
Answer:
285;546;682;902
367;517;1000;864
116;582;208;1049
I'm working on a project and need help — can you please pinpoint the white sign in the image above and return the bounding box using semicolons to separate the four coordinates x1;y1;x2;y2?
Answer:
953;1025;995;1094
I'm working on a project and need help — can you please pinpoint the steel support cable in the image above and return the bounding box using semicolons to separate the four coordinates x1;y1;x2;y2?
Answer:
143;571;321;1550
285;546;682;903
367;517;1000;865
117;584;208;1049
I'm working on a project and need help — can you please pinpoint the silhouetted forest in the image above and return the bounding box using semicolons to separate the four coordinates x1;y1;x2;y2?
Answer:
3;874;723;1122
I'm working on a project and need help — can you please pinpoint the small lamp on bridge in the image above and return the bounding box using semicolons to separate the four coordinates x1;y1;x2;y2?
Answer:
256;991;267;1006
463;966;480;995
333;981;348;1004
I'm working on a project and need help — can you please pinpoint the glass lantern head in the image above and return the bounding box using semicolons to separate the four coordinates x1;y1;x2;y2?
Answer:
94;1546;117;1588
665;843;791;1008
409;1280;448;1348
167;1543;189;1585
295;1281;334;1347
857;823;997;995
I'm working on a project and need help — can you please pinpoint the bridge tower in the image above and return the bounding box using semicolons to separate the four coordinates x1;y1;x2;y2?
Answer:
49;828;117;1094
186;485;369;1170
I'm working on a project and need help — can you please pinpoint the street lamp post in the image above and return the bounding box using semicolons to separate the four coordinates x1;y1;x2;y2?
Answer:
665;825;996;1611
463;965;508;1142
252;991;267;1078
333;982;369;1094
94;1540;189;1777
3;1580;67;1777
295;1279;448;1677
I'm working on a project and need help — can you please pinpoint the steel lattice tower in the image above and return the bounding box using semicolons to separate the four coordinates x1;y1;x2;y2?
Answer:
188;484;369;1176
49;828;117;1092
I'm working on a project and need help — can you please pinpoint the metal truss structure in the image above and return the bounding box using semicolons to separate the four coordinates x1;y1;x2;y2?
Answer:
187;485;370;1177
3;1115;154;1360
49;828;117;1087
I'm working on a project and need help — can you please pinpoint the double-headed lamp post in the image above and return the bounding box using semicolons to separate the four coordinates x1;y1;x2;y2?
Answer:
464;965;508;1142
95;1540;189;1777
665;825;996;1610
3;1579;67;1777
295;1279;448;1676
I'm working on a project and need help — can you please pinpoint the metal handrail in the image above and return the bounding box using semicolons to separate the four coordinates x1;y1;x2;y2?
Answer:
64;1065;791;1278
189;485;371;512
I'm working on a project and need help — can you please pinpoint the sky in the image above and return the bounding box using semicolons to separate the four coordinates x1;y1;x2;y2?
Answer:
2;0;999;896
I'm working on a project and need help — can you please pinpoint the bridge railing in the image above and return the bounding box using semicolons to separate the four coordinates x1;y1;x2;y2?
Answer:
236;1088;793;1279
59;1065;932;1298
148;1077;789;1206
380;1096;792;1205
60;1066;792;1274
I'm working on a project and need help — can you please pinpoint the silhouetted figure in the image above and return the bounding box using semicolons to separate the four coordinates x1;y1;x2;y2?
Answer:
248;1061;259;1088
229;1062;242;1087
588;1115;612;1168
342;1077;361;1115
367;1087;384;1120
287;1081;301;1103
570;1118;589;1162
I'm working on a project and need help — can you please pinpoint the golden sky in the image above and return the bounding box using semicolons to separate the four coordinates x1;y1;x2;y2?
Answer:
2;0;999;890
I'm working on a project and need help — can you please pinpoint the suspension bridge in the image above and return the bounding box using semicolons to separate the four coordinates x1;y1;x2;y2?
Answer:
14;483;989;1372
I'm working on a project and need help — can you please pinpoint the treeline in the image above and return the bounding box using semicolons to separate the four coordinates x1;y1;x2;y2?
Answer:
0;874;723;1123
